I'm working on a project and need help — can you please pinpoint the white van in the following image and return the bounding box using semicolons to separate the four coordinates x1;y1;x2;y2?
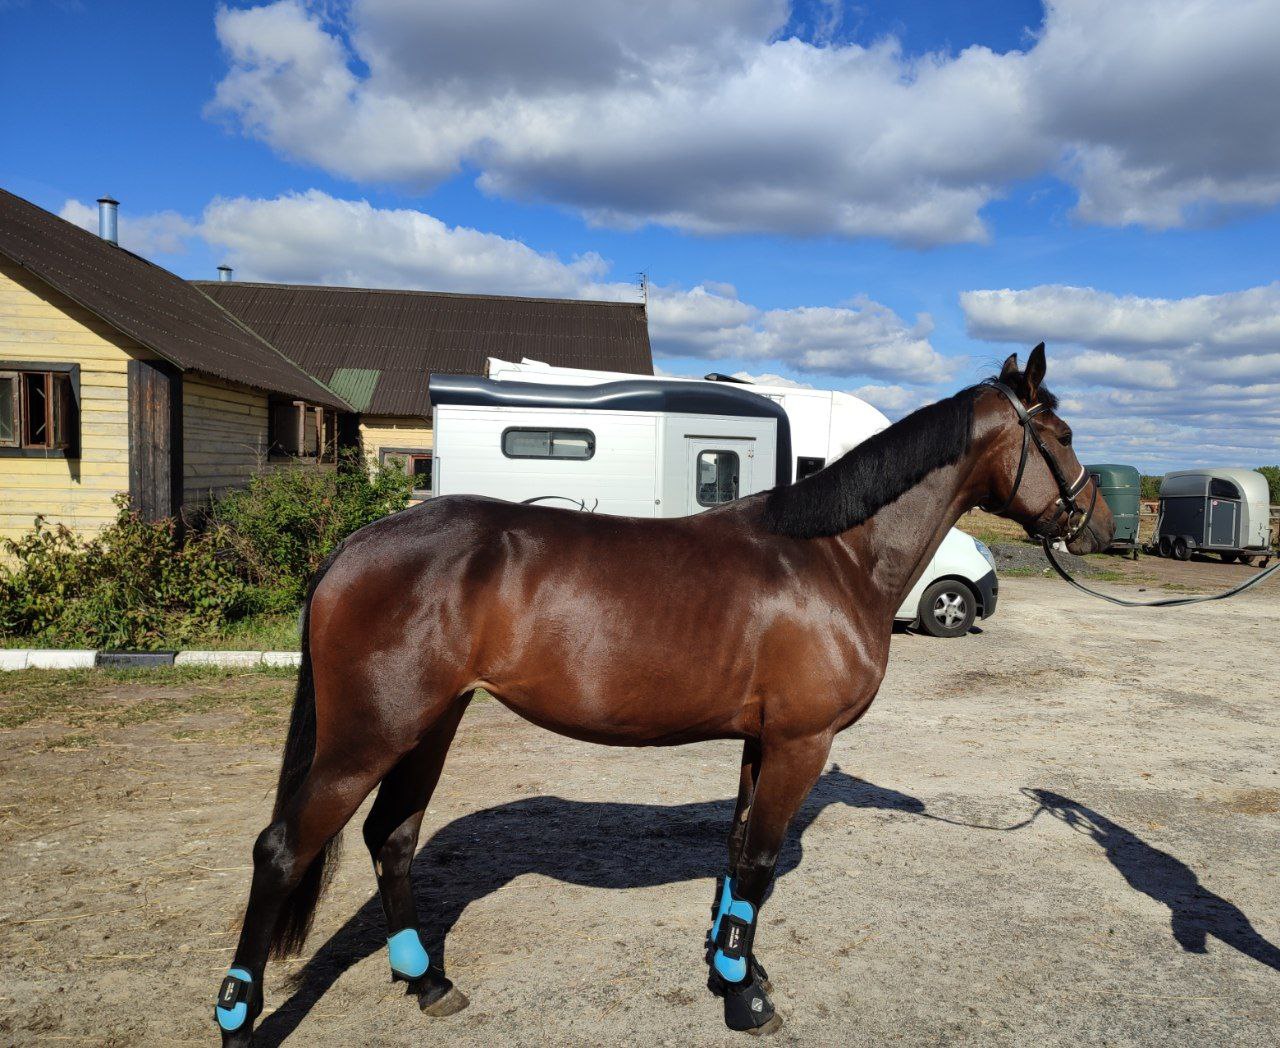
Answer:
427;360;998;638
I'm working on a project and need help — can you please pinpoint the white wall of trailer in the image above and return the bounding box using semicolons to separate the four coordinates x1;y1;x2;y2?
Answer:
432;403;780;518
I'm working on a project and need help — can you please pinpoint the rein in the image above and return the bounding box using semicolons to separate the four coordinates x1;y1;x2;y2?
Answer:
1040;538;1280;607
982;380;1280;607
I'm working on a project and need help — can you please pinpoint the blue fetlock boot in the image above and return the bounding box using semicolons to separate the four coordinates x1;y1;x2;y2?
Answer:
214;965;261;1042
387;927;469;1017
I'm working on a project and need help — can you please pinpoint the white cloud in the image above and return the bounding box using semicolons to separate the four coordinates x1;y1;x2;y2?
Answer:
207;0;1280;244
198;189;947;382
201;190;611;298
961;283;1280;380
960;281;1280;470
59;199;196;256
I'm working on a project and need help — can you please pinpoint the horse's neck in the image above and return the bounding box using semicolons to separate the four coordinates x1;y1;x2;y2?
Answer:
859;447;988;610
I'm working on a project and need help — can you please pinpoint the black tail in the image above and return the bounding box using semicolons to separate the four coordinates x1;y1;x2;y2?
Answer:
268;548;344;959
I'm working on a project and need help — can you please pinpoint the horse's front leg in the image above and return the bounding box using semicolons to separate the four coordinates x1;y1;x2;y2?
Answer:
708;733;831;1035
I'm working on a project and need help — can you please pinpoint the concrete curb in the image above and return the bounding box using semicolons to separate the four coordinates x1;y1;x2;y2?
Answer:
0;649;302;671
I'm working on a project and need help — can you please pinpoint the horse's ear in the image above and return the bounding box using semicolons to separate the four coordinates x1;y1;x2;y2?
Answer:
1026;343;1046;396
1000;353;1019;381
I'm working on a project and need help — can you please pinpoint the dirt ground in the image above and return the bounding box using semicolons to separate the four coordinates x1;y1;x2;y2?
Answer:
1;575;1278;1047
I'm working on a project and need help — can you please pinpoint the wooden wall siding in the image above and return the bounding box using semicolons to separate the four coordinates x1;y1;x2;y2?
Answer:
0;262;151;541
181;374;273;507
360;416;433;462
128;359;183;521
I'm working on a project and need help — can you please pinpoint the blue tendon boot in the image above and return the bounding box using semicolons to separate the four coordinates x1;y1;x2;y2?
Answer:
214;966;261;1045
704;877;780;1035
387;927;469;1017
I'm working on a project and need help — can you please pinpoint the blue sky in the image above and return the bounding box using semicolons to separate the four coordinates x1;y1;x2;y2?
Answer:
2;0;1278;471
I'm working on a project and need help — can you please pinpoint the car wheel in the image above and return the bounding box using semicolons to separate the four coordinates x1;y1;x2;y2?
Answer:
1173;537;1191;560
918;580;977;639
1157;536;1172;558
1221;552;1239;564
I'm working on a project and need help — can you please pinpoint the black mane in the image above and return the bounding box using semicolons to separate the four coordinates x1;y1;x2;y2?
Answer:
762;389;978;539
761;367;1057;539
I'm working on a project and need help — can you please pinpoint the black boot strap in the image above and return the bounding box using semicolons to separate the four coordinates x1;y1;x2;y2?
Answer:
715;913;756;961
217;974;251;1009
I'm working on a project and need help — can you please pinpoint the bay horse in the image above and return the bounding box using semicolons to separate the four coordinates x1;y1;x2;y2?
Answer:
214;345;1113;1042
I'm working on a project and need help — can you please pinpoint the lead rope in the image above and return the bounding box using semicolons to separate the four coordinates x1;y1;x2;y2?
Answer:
1040;538;1280;607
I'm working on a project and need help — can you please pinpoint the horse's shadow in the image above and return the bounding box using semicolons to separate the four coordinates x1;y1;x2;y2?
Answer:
254;766;919;1043
253;776;1279;1045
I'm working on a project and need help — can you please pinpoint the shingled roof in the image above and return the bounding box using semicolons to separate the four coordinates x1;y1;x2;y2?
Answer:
195;281;653;418
0;190;347;409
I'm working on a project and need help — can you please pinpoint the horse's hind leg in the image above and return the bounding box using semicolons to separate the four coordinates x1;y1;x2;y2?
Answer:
362;696;470;1017
708;733;831;1035
219;750;399;1047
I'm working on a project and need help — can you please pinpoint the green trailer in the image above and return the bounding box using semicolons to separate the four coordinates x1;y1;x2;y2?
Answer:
1085;463;1142;557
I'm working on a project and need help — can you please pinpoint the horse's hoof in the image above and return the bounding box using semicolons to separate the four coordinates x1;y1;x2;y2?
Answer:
420;985;469;1017
747;1013;783;1036
405;968;469;1017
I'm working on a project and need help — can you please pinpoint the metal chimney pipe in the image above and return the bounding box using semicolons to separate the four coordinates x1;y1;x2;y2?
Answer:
96;196;119;245
217;265;233;282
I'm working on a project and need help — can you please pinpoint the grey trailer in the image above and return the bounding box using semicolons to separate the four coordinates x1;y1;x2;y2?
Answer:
1154;468;1273;564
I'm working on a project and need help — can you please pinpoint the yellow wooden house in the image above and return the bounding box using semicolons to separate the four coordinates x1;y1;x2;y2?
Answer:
0;190;350;542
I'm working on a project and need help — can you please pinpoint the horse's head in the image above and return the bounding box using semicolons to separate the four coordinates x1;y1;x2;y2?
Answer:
815;763;926;815
977;344;1115;556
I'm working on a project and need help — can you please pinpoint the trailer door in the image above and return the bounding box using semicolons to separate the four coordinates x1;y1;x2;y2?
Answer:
1208;498;1238;547
684;437;755;515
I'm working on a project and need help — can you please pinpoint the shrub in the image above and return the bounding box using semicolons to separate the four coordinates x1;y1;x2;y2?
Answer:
0;453;412;648
205;450;412;613
0;496;244;649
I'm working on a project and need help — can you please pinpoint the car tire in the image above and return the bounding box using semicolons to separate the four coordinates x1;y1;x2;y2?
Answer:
1173;536;1191;561
917;580;977;639
1157;535;1172;558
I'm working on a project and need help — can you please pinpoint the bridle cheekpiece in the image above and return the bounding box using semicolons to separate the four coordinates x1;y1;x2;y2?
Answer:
981;380;1097;545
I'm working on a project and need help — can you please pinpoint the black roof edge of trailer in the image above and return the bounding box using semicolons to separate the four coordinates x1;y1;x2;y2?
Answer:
428;374;793;486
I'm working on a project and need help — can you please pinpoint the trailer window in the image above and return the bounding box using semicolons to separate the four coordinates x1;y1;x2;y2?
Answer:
1209;478;1239;499
797;456;825;480
696;450;740;506
502;427;595;460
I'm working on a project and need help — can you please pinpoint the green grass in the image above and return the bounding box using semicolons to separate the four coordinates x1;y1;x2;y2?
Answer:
0;611;302;652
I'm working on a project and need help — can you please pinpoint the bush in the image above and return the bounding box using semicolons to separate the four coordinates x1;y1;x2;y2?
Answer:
0;454;412;648
207;451;411;613
0;496;244;649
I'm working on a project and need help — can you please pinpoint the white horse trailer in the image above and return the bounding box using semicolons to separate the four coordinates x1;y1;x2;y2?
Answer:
430;365;998;638
429;375;789;518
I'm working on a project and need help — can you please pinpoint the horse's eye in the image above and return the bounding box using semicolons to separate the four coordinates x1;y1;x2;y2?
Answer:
1060;432;1073;447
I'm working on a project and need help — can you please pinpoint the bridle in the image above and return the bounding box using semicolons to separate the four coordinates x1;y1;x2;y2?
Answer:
982;379;1280;608
981;380;1098;546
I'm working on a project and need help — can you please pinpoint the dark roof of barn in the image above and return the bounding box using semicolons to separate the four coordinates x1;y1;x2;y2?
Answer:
0;189;347;409
193;280;653;418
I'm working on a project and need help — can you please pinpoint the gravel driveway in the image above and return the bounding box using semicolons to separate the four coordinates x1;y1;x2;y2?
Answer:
1;576;1277;1046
